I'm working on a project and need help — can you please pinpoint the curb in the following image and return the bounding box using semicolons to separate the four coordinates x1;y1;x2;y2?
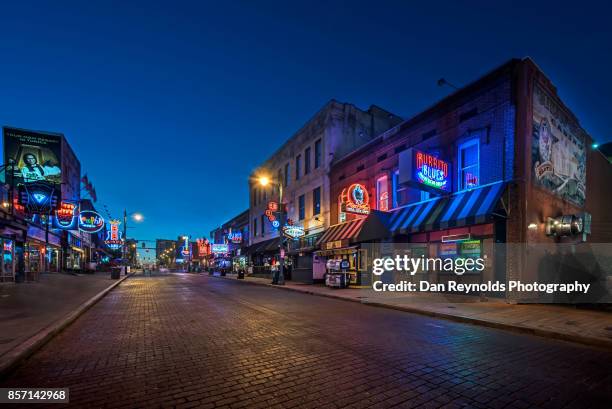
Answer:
0;273;134;378
217;276;612;350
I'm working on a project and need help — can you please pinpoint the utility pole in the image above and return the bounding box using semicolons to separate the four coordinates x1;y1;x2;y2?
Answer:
123;208;127;274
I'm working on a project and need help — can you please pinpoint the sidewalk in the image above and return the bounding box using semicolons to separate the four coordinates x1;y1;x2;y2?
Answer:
0;271;129;375
220;274;612;349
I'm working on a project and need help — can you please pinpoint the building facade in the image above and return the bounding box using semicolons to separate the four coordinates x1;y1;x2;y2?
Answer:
322;58;611;300
248;100;402;282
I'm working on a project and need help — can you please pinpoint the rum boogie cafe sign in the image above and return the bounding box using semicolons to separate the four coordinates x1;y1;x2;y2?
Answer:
79;210;105;233
399;148;451;193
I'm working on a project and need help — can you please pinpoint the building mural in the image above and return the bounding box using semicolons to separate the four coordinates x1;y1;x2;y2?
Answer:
532;84;586;206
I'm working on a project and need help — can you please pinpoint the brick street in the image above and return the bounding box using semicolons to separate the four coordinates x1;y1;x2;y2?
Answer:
1;273;611;409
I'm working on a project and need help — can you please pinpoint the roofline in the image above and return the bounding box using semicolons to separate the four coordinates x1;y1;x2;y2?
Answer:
333;58;524;167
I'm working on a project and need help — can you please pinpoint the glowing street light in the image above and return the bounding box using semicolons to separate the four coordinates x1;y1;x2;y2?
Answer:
132;213;144;222
255;174;285;285
258;176;270;186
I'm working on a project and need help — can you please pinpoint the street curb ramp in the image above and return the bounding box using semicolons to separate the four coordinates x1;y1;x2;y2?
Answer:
217;276;612;351
0;273;134;378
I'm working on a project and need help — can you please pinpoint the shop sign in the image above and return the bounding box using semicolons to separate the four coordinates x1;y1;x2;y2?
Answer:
79;210;105;233
399;148;451;192
282;225;305;239
17;181;61;213
104;219;123;249
53;202;78;229
227;231;242;243
196;238;210;257
439;242;458;257
341;184;370;215
211;243;229;254
181;236;190;256
460;240;481;257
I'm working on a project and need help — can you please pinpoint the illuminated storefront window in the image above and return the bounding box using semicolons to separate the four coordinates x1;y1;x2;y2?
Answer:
458;139;479;190
376;175;388;211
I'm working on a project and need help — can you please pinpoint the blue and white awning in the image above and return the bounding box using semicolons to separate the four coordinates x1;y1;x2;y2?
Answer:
388;181;506;235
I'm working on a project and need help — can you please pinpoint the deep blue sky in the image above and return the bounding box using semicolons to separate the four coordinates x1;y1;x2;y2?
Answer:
1;1;610;241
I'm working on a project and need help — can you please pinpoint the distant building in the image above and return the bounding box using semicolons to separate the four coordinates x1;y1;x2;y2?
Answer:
156;239;175;267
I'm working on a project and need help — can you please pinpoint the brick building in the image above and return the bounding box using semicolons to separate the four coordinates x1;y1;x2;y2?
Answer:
247;100;401;282
320;58;611;300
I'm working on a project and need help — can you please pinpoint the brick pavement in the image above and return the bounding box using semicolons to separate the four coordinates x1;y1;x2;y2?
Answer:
222;274;612;348
0;271;119;359
1;273;611;408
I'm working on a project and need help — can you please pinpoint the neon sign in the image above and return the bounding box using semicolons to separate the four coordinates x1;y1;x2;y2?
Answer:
53;202;77;229
341;184;371;215
227;231;242;244
196;239;210;257
211;243;229;254
282;225;305;239
79;210;105;233
181;236;190;256
414;150;450;191
104;219;123;249
399;149;451;193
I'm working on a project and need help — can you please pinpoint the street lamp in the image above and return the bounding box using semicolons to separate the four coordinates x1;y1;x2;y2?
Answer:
123;209;144;271
257;175;285;285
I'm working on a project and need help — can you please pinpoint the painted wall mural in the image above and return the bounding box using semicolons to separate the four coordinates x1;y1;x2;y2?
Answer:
532;84;586;206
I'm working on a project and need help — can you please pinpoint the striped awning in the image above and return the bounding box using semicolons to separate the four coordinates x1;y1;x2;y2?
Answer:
316;218;366;248
389;181;506;235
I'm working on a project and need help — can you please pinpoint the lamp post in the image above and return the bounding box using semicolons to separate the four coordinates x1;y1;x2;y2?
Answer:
258;176;285;285
122;209;143;272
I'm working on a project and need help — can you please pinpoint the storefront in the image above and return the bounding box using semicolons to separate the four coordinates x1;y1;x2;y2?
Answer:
314;217;368;287
247;238;288;278
353;181;506;293
25;225;62;279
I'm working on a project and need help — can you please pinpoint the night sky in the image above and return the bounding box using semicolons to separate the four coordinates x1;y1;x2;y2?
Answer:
1;1;610;242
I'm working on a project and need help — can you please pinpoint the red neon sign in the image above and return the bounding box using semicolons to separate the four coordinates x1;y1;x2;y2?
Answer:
342;183;370;215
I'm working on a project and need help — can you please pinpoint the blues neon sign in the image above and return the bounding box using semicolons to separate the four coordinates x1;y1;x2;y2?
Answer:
403;149;450;192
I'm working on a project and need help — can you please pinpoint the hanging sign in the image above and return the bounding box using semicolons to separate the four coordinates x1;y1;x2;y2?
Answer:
196;238;210;257
79;210;105;233
282;225;305;239
104;219;123;249
53;202;78;229
227;231;242;243
211;243;229;254
341;183;370;215
181;236;190;256
399;148;451;192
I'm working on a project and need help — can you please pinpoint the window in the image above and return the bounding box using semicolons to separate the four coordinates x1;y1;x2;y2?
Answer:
261;215;265;235
392;170;399;209
420;190;430;201
296;154;301;180
298;194;305;220
284;163;290;186
304;147;311;174
313;187;321;215
376;175;389;211
458;139;480;190
253;187;257;206
277;169;282;190
253;218;258;237
338;193;346;223
314;139;322;168
263;187;267;201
